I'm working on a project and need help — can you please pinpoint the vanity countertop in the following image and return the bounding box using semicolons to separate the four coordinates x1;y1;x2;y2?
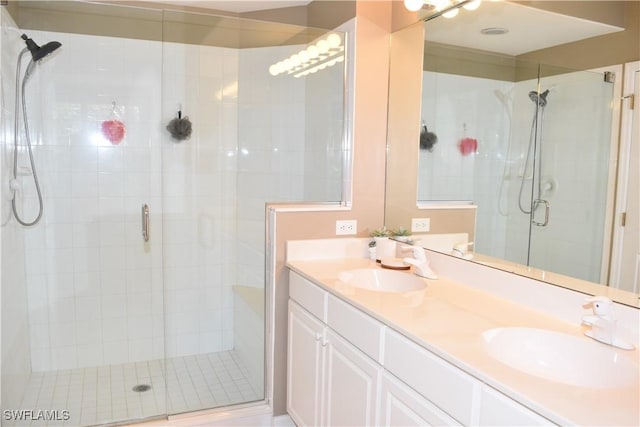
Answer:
287;257;640;426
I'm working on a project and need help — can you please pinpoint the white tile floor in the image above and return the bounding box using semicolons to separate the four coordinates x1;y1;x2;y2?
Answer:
12;350;262;427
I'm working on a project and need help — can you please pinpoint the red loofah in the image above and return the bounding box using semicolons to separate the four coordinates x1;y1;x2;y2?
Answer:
102;120;125;145
458;137;477;156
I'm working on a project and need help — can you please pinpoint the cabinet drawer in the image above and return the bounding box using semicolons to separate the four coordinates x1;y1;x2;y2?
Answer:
380;372;460;426
384;330;478;425
290;271;327;321
478;385;554;426
327;294;385;362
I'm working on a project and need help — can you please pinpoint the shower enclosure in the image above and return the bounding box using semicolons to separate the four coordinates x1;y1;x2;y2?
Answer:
419;62;616;284
1;2;346;426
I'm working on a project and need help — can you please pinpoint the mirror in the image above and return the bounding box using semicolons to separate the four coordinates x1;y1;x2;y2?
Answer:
385;0;639;307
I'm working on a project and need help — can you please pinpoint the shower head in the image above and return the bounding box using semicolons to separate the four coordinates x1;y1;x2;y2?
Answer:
21;34;61;62
528;89;550;107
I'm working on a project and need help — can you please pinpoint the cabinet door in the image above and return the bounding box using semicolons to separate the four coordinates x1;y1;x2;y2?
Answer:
379;372;461;427
287;300;325;427
322;329;381;427
478;385;554;426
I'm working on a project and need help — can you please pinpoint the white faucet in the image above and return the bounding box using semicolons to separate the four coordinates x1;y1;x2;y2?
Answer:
402;246;438;279
452;241;474;259
582;296;634;350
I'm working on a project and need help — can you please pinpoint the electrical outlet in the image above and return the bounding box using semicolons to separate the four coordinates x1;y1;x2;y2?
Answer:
411;218;430;233
336;220;357;235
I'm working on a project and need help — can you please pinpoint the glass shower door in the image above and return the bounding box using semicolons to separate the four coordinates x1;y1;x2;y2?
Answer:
159;12;257;414
526;66;616;283
1;3;168;425
159;9;347;416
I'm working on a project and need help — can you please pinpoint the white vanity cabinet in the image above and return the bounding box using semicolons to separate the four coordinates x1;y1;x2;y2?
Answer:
287;270;555;427
321;327;381;426
287;300;381;426
478;384;553;426
379;372;460;426
286;300;325;426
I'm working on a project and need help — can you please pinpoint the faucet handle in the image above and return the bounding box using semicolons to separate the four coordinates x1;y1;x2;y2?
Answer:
400;245;427;260
582;296;635;350
584;296;613;319
452;241;474;259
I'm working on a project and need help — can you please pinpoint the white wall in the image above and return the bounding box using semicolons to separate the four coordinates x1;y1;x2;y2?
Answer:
1;9;32;410
18;30;164;370
527;70;612;282
236;45;306;291
235;42;346;291
419;71;511;258
161;41;239;359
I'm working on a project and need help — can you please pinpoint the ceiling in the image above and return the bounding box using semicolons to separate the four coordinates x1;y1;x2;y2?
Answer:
424;0;624;56
151;0;312;13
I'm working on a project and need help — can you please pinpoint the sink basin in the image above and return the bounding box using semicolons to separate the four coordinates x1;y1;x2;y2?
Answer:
337;268;427;293
481;327;638;389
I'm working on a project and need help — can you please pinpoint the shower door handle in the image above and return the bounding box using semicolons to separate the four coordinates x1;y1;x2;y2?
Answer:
532;199;550;227
142;204;150;242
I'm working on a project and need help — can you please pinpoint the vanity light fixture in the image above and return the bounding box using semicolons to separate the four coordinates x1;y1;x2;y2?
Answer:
404;0;481;19
269;33;344;78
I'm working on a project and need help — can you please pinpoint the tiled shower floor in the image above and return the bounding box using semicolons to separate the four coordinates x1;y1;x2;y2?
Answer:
13;350;262;427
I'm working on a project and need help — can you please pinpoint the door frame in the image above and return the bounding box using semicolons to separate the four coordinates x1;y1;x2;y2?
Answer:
609;61;640;292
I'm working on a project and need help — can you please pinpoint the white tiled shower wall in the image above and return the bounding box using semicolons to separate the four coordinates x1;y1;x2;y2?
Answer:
161;41;240;360
7;24;344;374
235;45;345;289
419;72;512;258
1;10;32;410
525;70;611;282
420;70;611;282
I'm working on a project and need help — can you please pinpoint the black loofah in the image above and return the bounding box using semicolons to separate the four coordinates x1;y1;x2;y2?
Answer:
420;123;437;151
166;111;192;141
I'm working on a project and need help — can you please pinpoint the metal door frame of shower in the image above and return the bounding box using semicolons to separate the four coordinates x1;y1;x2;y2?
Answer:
525;65;622;285
588;64;624;286
609;61;640;293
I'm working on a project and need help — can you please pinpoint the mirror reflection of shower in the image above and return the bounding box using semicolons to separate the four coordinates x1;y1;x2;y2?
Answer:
11;34;62;226
518;87;553;227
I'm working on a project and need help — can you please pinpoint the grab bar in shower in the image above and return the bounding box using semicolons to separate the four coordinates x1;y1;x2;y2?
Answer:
142;203;150;242
532;199;550;227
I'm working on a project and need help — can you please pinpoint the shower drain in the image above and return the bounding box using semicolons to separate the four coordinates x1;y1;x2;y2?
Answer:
132;384;151;393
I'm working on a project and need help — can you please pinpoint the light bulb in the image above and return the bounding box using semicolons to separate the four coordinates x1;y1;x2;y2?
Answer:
290;54;301;67
463;0;481;10
317;39;329;54
298;49;309;63
283;58;293;70
269;64;279;76
307;45;319;59
443;7;459;18
404;0;424;12
327;33;342;49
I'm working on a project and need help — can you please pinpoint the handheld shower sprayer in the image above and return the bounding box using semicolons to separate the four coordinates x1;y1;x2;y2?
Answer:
528;89;550;107
21;34;62;62
11;34;62;226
